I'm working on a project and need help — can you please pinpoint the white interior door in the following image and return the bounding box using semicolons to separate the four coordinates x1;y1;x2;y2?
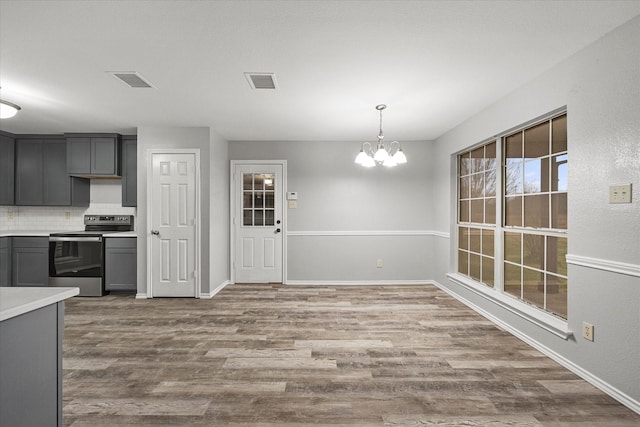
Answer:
150;152;198;297
233;163;283;283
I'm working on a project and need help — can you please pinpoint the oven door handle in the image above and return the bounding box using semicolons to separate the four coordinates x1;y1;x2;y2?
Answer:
49;236;103;242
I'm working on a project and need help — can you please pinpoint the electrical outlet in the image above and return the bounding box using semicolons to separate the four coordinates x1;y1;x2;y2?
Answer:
583;322;594;341
65;212;71;220
376;259;383;268
7;211;14;220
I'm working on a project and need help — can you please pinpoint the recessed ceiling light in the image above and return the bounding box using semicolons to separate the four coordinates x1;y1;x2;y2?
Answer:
244;72;278;90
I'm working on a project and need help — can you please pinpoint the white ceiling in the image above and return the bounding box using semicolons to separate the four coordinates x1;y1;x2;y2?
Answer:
1;1;639;142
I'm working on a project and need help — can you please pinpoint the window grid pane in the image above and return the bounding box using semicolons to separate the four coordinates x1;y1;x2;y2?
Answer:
458;112;567;319
457;141;497;288
501;113;568;318
242;173;277;228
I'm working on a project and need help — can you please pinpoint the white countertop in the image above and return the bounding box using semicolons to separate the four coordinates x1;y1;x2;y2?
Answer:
103;231;137;237
0;230;58;237
0;287;79;322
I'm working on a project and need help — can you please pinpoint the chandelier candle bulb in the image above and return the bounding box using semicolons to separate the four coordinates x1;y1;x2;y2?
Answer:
355;104;407;168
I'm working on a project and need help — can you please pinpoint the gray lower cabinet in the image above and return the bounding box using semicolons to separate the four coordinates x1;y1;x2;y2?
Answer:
121;136;137;207
0;238;11;287
15;137;89;206
105;238;137;292
12;237;49;287
0;133;15;205
0;301;64;426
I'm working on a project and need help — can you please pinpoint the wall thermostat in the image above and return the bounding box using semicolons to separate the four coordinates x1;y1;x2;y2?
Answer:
287;192;298;200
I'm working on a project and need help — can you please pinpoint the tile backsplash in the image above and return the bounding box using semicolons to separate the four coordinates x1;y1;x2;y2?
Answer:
0;204;136;231
0;180;136;231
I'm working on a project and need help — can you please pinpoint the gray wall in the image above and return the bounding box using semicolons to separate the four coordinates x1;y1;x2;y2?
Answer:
229;140;436;282
432;16;640;406
209;129;230;291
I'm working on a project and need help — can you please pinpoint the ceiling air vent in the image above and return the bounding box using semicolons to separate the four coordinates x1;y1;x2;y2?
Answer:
109;72;154;88
245;72;278;90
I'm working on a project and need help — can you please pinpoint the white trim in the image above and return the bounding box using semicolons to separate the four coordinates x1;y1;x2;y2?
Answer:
135;293;147;299
199;280;231;299
287;230;449;238
285;280;435;286
566;254;640;278
230;160;287;285
432;231;450;239
446;273;572;339
434;279;640;415
147;149;201;298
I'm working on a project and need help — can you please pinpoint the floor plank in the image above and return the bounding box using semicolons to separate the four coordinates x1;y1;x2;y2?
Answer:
62;284;640;426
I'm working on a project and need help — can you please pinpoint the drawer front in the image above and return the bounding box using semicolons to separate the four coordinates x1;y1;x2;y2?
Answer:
105;237;136;249
13;237;49;248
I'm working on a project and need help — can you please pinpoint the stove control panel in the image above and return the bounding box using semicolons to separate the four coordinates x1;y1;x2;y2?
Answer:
84;215;134;226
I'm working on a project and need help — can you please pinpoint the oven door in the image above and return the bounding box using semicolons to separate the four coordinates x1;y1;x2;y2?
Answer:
49;236;103;278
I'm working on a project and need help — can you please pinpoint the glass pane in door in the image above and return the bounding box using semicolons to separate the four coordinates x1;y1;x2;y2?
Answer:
242;173;277;227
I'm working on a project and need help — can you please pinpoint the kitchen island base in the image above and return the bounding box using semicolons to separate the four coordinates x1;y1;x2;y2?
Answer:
0;287;78;427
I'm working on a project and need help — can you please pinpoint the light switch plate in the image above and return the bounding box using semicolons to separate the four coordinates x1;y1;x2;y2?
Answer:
609;184;632;204
288;200;297;209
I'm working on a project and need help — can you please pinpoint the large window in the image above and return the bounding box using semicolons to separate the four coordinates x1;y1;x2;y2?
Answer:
458;142;497;287
457;112;568;319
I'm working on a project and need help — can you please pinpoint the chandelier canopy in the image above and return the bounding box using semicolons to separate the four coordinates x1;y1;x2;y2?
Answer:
354;104;406;168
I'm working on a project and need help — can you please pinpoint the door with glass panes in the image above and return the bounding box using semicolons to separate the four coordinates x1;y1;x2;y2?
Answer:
233;163;283;283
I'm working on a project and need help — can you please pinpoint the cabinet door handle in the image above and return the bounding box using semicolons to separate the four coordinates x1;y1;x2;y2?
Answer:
151;230;160;236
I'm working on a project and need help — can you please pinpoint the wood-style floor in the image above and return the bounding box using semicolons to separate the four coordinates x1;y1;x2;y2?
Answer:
62;284;640;426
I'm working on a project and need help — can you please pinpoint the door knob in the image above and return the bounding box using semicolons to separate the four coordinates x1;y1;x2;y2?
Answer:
275;228;281;233
151;230;160;235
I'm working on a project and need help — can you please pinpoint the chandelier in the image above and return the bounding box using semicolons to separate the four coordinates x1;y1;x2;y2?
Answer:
354;104;407;168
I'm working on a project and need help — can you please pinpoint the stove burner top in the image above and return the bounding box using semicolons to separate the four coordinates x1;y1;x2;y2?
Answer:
49;215;134;237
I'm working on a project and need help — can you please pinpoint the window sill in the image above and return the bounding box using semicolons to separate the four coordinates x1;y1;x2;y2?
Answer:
446;273;573;340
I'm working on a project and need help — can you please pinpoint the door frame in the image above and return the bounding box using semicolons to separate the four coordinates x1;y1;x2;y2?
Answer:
230;160;287;284
146;148;201;298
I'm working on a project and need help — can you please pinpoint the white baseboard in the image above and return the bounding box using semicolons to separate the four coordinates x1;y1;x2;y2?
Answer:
199;280;231;299
135;293;148;299
285;280;435;286
432;280;640;415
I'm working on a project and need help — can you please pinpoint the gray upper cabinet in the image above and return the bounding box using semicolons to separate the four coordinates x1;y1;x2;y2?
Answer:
67;136;91;174
0;133;15;205
66;133;121;177
121;136;137;207
44;140;77;205
15;137;89;206
15;138;44;205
